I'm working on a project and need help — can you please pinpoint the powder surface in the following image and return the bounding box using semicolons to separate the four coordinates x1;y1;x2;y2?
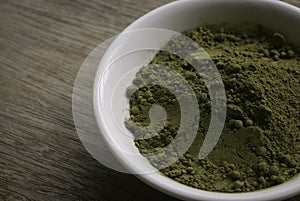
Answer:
125;24;300;192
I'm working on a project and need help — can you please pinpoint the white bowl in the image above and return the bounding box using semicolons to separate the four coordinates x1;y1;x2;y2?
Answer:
93;0;300;200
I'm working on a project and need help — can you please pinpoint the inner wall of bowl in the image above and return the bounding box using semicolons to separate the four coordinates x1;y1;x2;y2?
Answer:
127;0;300;46
95;0;300;200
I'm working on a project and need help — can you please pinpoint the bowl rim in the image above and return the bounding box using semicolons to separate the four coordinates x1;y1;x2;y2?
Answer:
93;0;300;200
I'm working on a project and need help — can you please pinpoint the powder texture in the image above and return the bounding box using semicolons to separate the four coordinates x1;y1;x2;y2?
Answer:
126;24;300;192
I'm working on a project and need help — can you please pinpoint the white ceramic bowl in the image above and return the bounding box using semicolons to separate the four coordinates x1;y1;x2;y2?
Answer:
94;0;300;200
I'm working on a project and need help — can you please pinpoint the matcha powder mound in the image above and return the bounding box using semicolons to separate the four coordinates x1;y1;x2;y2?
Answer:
125;24;300;193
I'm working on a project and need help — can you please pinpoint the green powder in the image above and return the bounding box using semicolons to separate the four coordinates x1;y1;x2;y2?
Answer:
125;24;300;192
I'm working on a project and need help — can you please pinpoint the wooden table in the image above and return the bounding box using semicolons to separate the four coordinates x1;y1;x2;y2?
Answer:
1;0;299;200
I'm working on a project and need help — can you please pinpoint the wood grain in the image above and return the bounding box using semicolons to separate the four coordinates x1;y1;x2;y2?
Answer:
0;0;299;201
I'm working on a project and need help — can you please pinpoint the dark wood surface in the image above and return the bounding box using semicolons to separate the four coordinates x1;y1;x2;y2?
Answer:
0;0;299;201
